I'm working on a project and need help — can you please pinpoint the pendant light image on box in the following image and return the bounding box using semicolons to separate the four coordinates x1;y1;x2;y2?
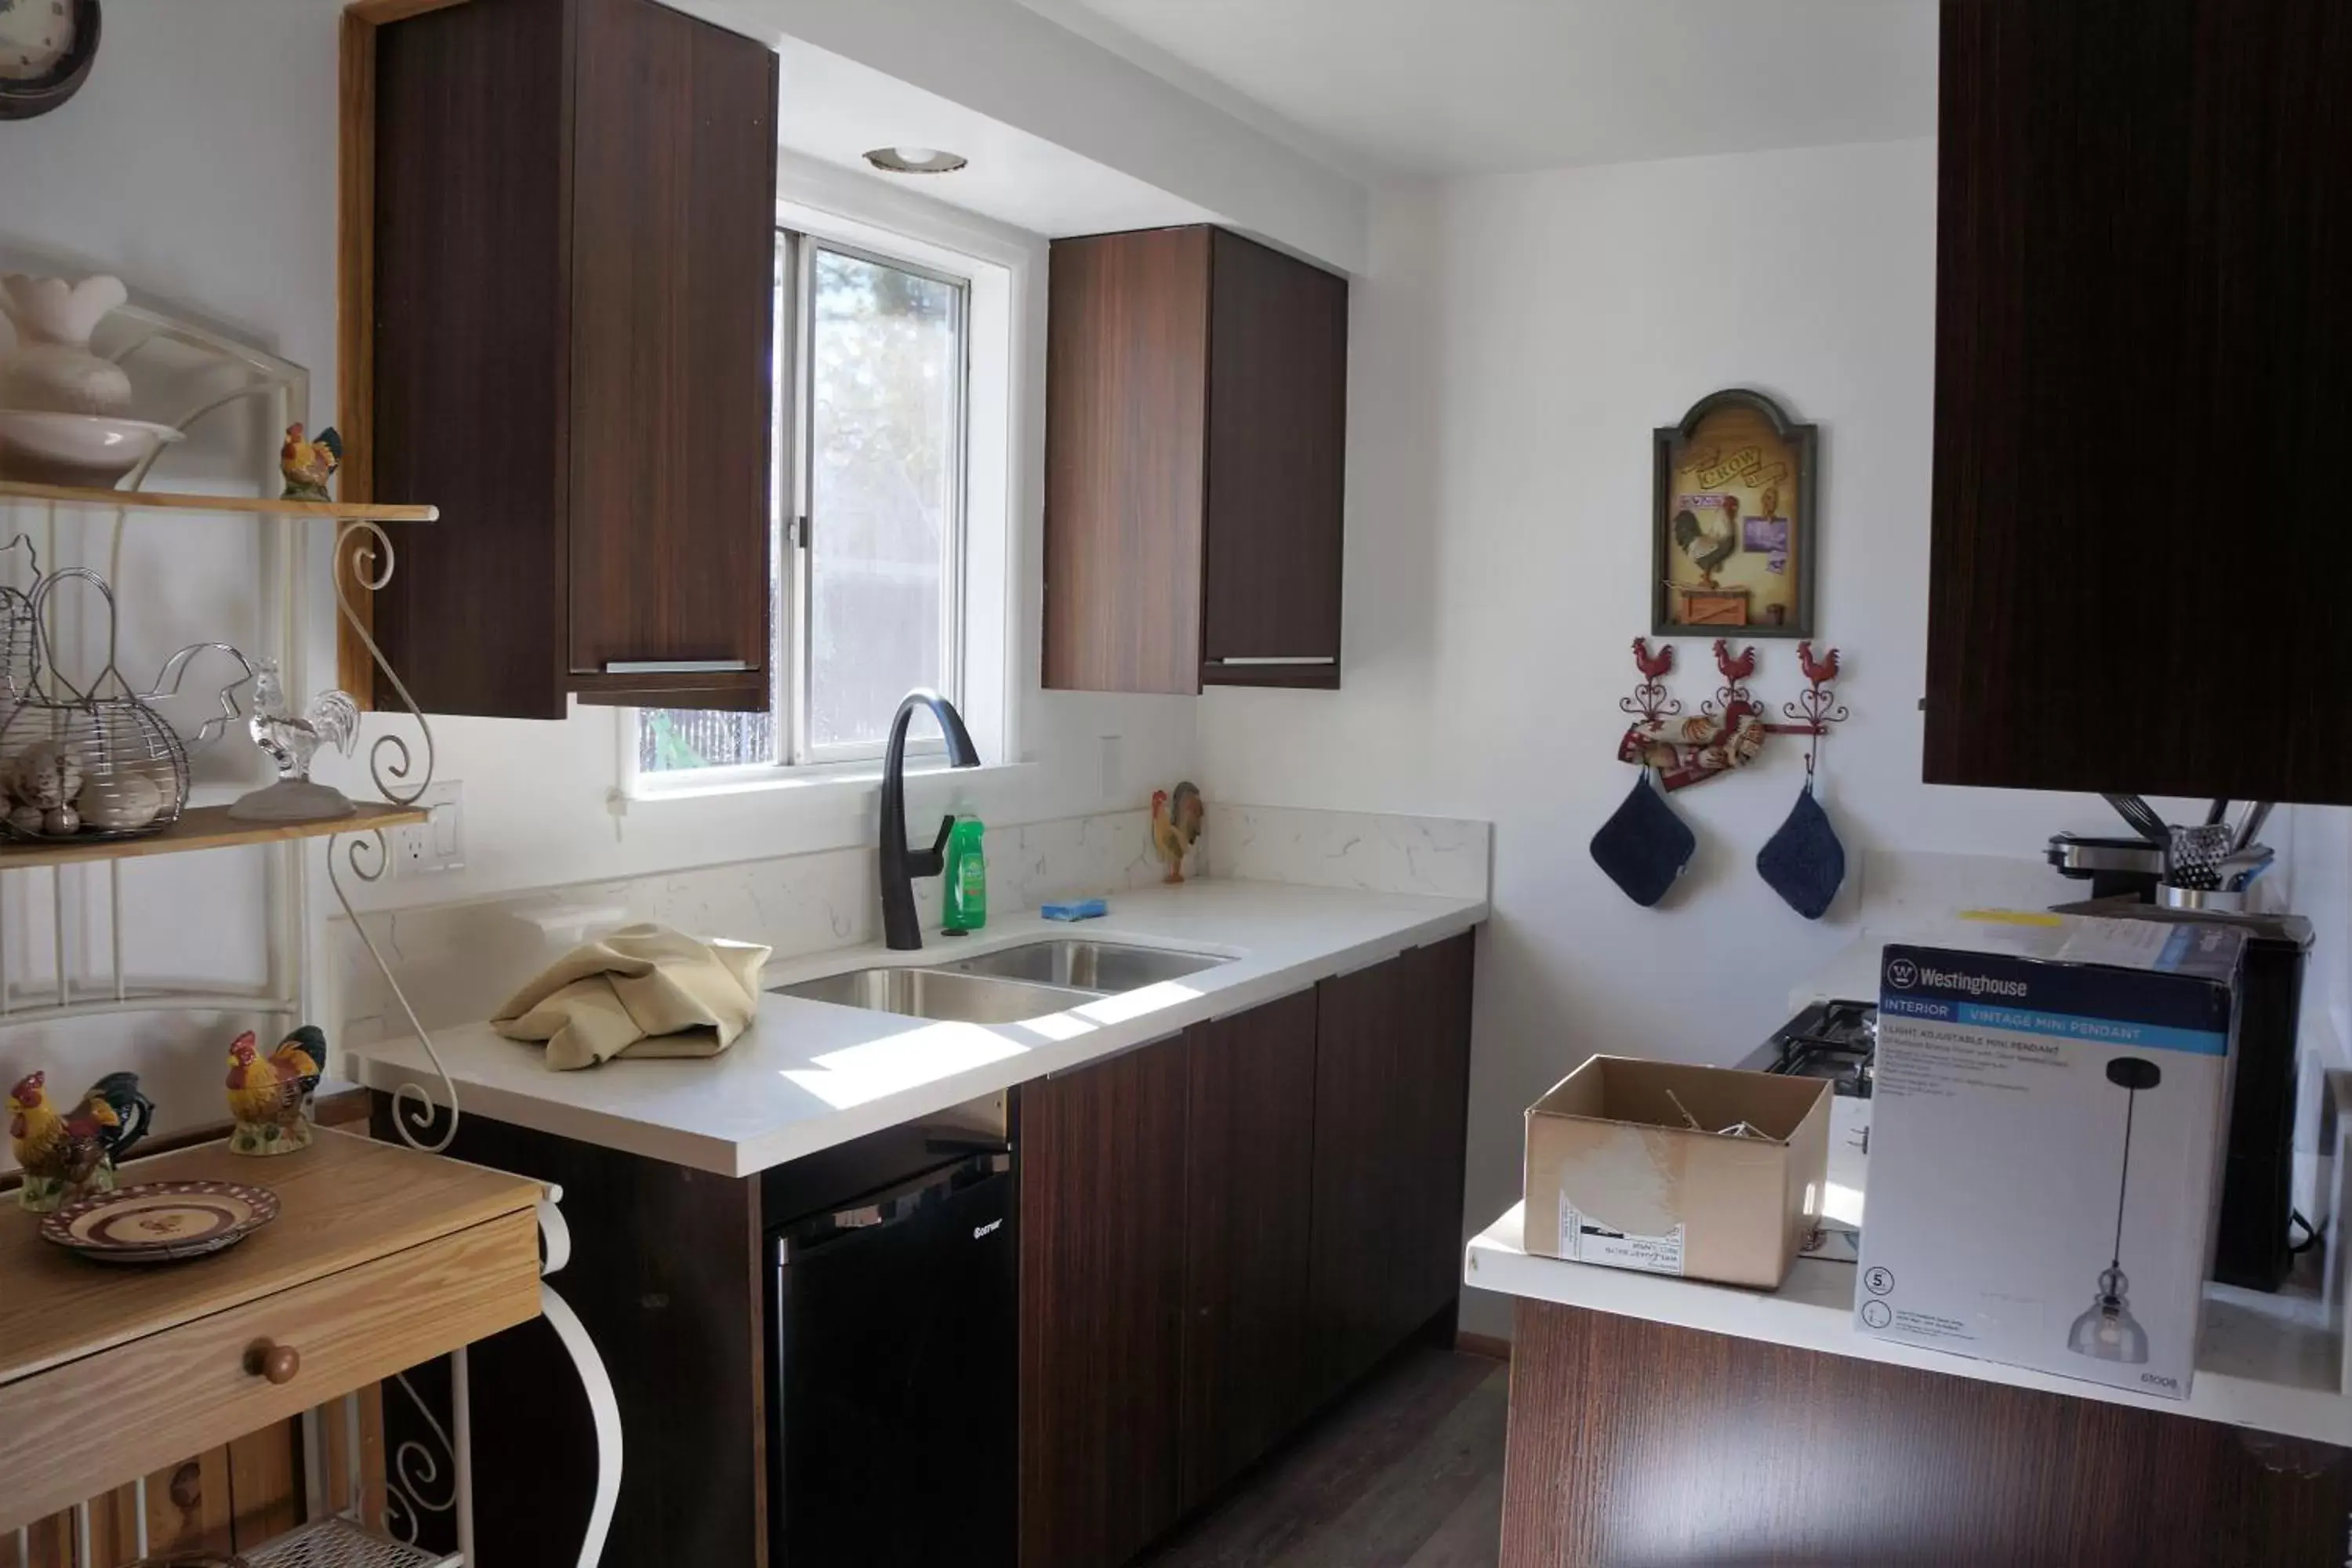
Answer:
2068;1057;2161;1364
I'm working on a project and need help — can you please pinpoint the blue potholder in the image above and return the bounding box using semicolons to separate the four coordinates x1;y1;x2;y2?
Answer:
1590;773;1696;907
1757;786;1846;920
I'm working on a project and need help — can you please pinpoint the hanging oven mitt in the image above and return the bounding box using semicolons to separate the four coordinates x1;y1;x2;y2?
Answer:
1590;771;1697;907
1756;784;1846;920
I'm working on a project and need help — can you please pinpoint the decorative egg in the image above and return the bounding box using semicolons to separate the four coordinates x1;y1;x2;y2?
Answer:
78;770;162;831
7;803;42;835
42;804;79;836
12;741;84;809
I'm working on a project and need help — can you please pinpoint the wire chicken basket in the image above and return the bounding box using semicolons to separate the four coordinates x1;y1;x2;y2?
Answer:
0;566;192;842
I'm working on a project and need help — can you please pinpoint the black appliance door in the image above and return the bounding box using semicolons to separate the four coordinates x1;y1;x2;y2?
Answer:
771;1156;1016;1566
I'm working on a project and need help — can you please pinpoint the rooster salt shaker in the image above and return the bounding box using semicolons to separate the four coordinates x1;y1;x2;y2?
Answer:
8;1069;155;1211
227;1026;327;1156
226;658;362;822
280;423;343;503
1150;782;1204;884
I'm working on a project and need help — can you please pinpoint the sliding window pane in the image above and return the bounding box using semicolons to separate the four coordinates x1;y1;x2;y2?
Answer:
805;247;963;751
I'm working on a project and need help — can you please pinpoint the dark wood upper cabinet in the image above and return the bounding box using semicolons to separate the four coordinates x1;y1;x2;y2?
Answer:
1044;226;1348;695
1925;0;2352;800
369;0;777;719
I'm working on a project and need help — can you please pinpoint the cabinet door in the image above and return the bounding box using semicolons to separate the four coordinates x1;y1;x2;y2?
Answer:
1306;935;1476;1408
1043;228;1214;695
566;0;776;707
1924;0;2352;801
1200;230;1348;688
1180;990;1318;1511
1019;1039;1191;1568
1396;933;1476;1327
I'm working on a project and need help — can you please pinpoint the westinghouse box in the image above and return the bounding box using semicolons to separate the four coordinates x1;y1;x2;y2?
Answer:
1855;917;2244;1399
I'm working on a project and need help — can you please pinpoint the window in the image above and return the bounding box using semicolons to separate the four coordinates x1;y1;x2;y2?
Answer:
637;225;971;775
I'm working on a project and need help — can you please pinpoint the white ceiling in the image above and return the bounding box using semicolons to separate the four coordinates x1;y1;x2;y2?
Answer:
764;34;1221;238
1023;0;1940;178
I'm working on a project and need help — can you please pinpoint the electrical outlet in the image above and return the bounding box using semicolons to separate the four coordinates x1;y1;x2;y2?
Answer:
390;781;464;876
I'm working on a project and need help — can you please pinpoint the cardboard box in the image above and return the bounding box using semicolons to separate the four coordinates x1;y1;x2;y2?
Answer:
1856;917;2245;1399
1523;1056;1832;1288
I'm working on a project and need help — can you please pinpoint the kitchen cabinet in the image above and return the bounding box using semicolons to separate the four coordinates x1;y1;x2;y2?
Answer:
1923;0;2352;801
1499;1296;2352;1566
1179;988;1319;1509
1019;940;1475;1565
366;0;778;718
1306;932;1477;1406
1044;225;1348;695
1019;1033;1194;1568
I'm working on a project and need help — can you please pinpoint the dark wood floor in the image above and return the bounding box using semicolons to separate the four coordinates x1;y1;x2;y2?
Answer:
1139;1348;1510;1568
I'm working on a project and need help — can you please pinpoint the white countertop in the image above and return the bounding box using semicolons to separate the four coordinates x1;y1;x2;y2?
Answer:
348;880;1486;1178
1465;1202;2349;1446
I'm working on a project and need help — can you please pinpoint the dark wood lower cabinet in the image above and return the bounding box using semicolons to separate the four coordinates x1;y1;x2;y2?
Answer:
1306;933;1478;1408
1501;1296;2352;1567
1020;934;1482;1566
1180;989;1320;1511
371;1099;767;1568
1018;1036;1194;1568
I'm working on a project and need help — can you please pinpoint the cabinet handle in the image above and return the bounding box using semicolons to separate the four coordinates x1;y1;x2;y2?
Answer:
1206;656;1338;666
244;1340;301;1385
601;659;754;675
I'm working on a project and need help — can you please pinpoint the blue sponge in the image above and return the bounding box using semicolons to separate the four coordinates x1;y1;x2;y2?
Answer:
1041;898;1109;922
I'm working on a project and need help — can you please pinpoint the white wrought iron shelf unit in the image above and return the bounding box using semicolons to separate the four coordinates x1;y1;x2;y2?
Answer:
0;291;615;1568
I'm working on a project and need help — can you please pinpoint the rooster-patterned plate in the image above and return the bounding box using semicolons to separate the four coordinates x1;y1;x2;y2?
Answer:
40;1179;279;1264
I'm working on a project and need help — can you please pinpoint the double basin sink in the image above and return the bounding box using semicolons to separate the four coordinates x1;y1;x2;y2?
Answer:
774;938;1232;1023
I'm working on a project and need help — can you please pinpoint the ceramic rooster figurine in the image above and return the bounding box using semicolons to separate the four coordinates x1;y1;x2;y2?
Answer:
8;1069;154;1211
1150;782;1205;884
279;423;343;502
227;657;361;823
226;1025;327;1156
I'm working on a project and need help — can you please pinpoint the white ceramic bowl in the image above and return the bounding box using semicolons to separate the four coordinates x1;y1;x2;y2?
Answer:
0;411;184;487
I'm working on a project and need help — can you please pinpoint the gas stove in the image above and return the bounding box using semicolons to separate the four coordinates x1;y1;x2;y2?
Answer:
1739;998;1877;1098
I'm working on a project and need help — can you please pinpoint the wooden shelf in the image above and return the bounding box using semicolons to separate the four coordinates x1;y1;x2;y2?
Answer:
0;800;426;869
0;479;438;523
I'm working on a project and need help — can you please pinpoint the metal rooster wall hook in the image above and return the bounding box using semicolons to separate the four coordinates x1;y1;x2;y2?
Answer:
1620;637;1682;724
1770;640;1849;780
1700;639;1760;727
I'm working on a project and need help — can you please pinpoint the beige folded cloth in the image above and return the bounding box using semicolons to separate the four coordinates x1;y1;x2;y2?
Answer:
492;923;774;1071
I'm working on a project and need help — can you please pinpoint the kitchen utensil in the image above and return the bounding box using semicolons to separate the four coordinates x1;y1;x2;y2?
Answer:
40;1178;279;1263
2102;793;2169;845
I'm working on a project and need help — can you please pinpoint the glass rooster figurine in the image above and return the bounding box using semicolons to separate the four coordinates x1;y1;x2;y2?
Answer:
226;657;362;822
7;1069;154;1211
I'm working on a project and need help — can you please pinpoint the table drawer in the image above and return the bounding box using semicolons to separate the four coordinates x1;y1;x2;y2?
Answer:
0;1207;539;1530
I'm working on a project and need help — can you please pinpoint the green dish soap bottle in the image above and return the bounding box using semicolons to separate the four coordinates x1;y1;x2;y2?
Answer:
942;815;988;934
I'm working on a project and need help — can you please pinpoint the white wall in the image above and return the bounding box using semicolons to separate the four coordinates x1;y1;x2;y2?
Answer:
0;0;1197;1148
1198;138;2340;1337
0;0;1197;896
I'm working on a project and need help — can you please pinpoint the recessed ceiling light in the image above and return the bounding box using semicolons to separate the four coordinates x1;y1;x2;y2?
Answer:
864;146;969;175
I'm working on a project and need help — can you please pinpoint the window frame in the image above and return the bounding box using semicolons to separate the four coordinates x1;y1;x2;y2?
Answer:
630;212;986;788
784;232;974;769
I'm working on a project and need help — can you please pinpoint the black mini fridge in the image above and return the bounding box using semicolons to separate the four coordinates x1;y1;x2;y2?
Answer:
768;1149;1017;1566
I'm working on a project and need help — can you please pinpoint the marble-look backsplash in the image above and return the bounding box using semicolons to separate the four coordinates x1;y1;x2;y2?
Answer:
1197;803;1492;900
334;801;1490;1041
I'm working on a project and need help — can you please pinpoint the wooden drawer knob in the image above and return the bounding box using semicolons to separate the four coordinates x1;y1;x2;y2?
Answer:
245;1340;300;1385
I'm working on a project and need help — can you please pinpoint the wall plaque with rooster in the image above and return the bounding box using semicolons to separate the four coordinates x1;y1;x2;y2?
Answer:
1652;387;1817;639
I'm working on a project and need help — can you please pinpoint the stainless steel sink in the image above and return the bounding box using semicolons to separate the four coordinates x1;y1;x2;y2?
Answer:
774;966;1095;1023
935;939;1232;993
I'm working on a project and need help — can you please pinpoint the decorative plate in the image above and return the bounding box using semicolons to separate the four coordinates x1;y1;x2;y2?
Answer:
0;0;100;121
41;1179;279;1264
